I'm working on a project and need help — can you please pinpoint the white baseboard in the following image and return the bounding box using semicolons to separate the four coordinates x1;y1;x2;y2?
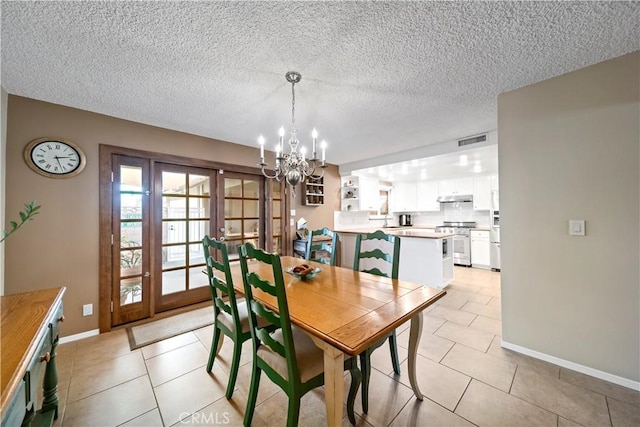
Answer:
59;329;100;344
501;340;640;391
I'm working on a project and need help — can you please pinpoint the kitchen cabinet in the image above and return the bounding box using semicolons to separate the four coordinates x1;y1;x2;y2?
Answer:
439;177;474;196
359;177;381;212
471;230;490;268
472;175;492;210
337;230;453;288
416;181;440;211
390;182;417;212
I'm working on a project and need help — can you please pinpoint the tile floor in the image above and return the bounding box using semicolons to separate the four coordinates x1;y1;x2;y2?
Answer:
51;267;639;426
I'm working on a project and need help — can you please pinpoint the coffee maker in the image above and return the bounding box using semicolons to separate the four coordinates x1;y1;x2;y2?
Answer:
399;214;412;227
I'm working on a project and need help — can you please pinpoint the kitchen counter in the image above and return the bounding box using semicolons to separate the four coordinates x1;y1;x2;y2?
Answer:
336;227;454;239
336;230;454;288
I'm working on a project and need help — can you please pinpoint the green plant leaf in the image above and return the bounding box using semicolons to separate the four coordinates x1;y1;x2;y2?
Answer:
1;200;42;243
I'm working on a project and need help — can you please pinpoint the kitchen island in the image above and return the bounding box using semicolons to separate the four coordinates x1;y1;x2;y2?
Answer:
336;227;454;289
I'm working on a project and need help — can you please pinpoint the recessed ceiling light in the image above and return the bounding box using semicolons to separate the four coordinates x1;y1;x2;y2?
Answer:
459;155;469;166
473;165;482;173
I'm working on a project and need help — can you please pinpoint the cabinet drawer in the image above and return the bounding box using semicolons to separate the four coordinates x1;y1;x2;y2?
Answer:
470;230;490;239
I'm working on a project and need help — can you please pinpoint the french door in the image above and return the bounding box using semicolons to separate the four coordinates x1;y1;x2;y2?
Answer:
103;147;288;328
111;155;151;325
153;163;217;312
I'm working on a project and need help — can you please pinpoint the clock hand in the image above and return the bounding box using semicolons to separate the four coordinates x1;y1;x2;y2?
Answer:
55;157;64;170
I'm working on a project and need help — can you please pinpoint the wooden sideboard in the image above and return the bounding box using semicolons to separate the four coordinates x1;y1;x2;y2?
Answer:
1;287;65;427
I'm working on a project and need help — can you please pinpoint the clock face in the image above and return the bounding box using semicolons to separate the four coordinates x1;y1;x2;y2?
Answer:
24;138;87;178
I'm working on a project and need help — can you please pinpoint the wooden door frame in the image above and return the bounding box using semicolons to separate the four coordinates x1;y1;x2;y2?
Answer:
98;144;290;332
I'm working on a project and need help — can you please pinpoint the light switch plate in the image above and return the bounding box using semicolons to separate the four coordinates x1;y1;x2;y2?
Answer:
83;304;93;316
569;220;585;236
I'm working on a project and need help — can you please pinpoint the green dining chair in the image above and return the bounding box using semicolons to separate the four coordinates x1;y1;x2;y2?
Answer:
353;229;402;413
202;235;253;399
239;243;361;426
305;227;337;266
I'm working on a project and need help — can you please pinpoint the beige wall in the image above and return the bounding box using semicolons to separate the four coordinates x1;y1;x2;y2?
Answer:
4;95;339;336
498;52;639;383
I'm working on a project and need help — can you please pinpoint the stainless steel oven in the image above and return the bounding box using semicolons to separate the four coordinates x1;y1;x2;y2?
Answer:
435;221;476;267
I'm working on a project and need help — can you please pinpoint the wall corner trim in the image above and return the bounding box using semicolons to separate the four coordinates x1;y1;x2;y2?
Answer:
501;340;640;391
60;328;100;344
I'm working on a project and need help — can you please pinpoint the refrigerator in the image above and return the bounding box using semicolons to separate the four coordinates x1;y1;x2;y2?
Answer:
490;191;501;271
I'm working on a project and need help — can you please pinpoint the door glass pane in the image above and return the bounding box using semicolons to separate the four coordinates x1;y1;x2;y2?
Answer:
121;222;142;247
243;180;259;198
120;278;143;306
272;181;282;199
163;270;186;294
272;200;281;217
272;219;281;236
189;243;205;265
163;245;186;269
225;199;242;217
120;249;142;276
189;266;208;289
243;200;259;217
189;220;209;243
121;193;142;219
273;236;282;254
163;197;187;219
163;221;186;244
225;220;242;238
163;172;187;194
244;220;259;238
189;175;210;195
225;179;242;197
121;165;142;191
227;241;241;261
189;197;209;218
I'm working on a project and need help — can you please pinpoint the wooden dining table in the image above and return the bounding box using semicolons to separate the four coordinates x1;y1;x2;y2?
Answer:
228;256;446;426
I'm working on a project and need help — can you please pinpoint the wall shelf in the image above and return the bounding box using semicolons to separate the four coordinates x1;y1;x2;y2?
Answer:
302;175;324;206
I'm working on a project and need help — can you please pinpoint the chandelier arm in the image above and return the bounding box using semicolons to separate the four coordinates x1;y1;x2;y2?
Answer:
260;165;280;180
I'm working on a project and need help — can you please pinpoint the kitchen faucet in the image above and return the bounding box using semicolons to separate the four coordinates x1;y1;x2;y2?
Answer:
383;214;392;227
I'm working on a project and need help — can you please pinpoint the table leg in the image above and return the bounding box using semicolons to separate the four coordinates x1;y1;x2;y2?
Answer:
310;336;345;427
408;311;424;400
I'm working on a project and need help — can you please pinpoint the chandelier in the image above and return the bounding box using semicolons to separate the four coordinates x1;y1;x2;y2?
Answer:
258;71;327;194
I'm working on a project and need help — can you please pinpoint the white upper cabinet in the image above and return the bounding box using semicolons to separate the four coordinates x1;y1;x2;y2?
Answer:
472;175;492;210
359;177;381;211
439;177;474;196
390;182;417;212
416;181;440;211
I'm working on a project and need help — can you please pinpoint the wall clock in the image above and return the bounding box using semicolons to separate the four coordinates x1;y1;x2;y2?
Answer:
24;137;87;178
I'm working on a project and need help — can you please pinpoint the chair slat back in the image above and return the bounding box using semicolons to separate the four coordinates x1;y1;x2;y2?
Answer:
203;236;241;323
305;227;337;266
239;243;299;380
353;230;401;279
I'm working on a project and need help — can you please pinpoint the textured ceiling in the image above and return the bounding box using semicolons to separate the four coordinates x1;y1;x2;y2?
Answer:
2;1;639;167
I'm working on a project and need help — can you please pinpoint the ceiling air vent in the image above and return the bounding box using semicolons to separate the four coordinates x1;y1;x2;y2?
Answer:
458;134;487;147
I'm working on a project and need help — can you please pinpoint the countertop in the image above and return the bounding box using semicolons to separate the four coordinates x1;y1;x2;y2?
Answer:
336;227;454;239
